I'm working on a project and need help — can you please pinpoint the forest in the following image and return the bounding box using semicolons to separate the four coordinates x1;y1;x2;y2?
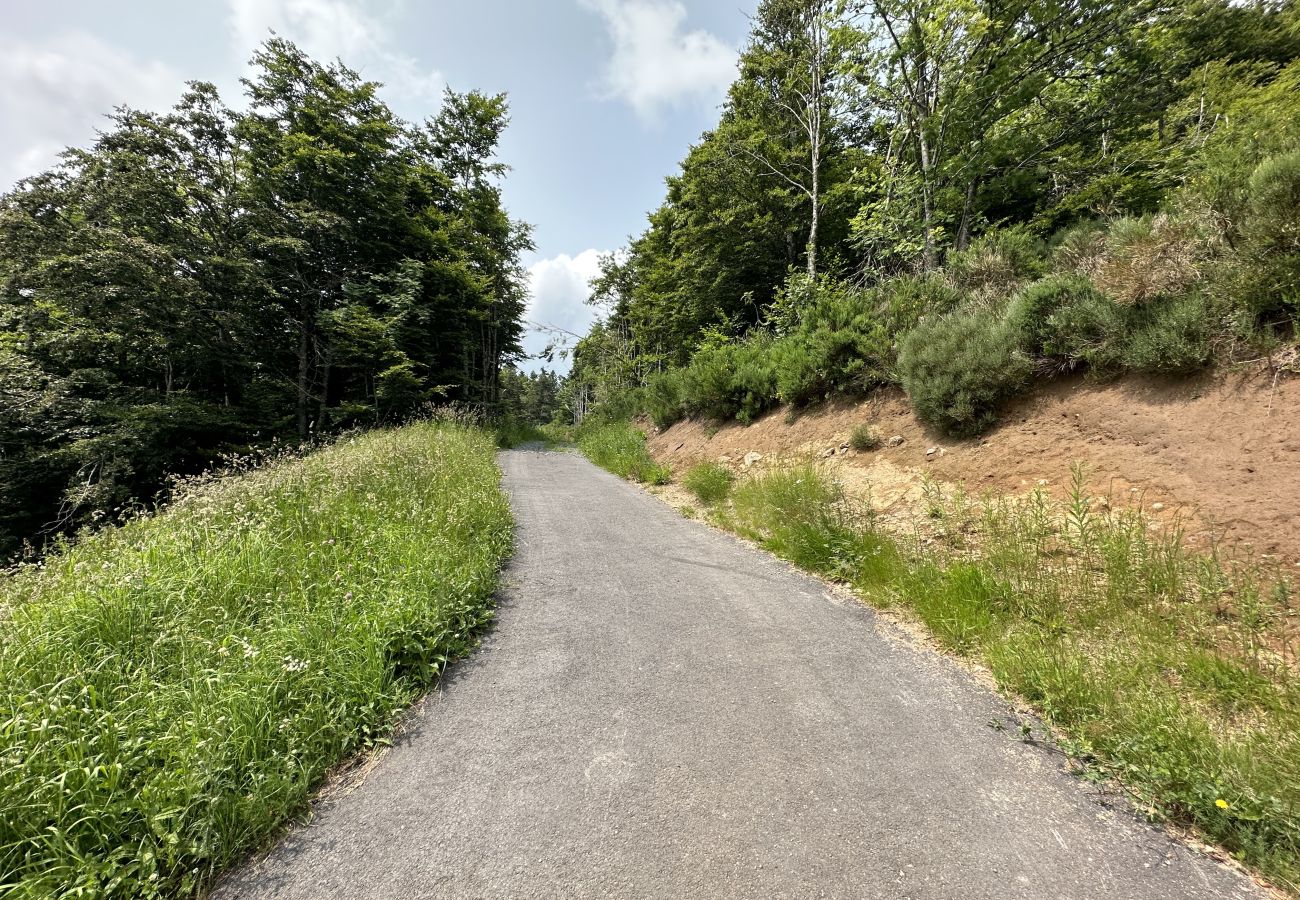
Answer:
0;39;532;555
566;0;1300;435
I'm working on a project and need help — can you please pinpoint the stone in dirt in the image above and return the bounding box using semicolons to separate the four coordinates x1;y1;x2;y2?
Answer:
887;435;905;447
743;451;763;468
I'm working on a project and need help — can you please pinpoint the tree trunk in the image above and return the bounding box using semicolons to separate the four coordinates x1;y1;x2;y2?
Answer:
955;176;980;252
918;132;937;270
296;300;310;439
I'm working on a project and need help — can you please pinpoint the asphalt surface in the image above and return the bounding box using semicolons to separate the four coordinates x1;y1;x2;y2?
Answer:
217;447;1262;899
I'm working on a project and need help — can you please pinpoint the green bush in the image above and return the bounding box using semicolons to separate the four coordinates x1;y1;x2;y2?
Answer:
1005;274;1131;374
730;335;780;423
849;424;881;452
898;308;1033;436
0;424;512;897
1006;275;1108;358
877;273;965;330
1241;150;1300;322
1038;287;1128;375
682;462;735;504
1121;292;1214;374
644;370;686;429
946;226;1047;303
1050;220;1108;276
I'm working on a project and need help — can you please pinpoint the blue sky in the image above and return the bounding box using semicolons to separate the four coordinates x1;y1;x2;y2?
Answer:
0;0;757;369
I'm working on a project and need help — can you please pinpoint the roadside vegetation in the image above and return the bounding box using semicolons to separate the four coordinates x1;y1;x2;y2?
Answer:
682;463;735;505
0;422;512;898
602;452;1297;889
564;1;1300;437
576;422;670;485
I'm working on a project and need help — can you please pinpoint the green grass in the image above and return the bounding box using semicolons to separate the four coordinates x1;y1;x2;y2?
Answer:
0;422;512;898
494;419;550;448
719;463;1300;892
681;463;734;505
576;423;670;485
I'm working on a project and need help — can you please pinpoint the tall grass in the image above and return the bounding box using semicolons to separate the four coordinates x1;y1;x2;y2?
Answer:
0;422;512;898
721;463;1300;892
576;423;670;484
681;463;734;505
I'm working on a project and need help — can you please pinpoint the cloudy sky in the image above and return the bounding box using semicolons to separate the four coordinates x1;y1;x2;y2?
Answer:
1;0;757;369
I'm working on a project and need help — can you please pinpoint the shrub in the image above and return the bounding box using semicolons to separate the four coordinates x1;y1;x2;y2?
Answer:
1240;150;1300;322
1006;275;1107;359
849;424;881;452
1004;274;1134;374
682;462;735;504
644;370;686;429
897;309;1033;436
1095;214;1203;306
877;272;965;332
679;343;740;421
1050;220;1108;277
1039;288;1128;375
947;226;1047;305
730;335;780;424
1120;292;1214;374
770;281;897;406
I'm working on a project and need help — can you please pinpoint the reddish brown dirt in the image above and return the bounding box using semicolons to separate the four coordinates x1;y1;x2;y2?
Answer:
645;365;1300;568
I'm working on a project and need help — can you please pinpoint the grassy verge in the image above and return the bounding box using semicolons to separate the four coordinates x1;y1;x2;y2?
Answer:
719;462;1299;891
575;422;670;484
0;422;512;898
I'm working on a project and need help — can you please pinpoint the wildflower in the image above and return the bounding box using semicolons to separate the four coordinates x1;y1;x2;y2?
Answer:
1215;798;1230;810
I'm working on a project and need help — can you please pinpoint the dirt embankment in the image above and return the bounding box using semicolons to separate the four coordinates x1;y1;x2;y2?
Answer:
645;365;1300;568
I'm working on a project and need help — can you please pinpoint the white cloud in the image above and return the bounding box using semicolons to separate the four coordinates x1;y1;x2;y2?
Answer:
523;249;607;371
581;0;737;120
0;34;182;189
227;0;443;104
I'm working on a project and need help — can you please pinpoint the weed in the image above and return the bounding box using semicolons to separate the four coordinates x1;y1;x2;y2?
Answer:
576;423;671;485
848;424;882;452
682;463;735;505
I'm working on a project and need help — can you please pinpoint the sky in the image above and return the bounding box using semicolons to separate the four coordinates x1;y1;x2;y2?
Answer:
0;0;758;370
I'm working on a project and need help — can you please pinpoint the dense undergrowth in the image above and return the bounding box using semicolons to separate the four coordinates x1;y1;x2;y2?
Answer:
0;422;512;898
605;81;1300;437
639;168;1299;436
581;424;1299;892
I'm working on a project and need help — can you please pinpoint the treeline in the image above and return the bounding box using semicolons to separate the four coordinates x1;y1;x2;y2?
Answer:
570;0;1300;432
0;39;531;553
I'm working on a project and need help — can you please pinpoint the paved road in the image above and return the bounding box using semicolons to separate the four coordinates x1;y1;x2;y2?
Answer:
218;447;1260;900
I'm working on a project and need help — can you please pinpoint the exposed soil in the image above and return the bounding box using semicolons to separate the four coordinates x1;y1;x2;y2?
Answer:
645;364;1300;569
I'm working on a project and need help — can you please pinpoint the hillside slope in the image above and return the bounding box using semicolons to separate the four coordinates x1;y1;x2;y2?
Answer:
646;363;1300;568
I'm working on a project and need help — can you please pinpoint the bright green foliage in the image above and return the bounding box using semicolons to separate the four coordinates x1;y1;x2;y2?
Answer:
898;310;1033;436
576;423;671;485
567;0;1300;437
718;464;1299;886
0;423;512;898
682;463;736;505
